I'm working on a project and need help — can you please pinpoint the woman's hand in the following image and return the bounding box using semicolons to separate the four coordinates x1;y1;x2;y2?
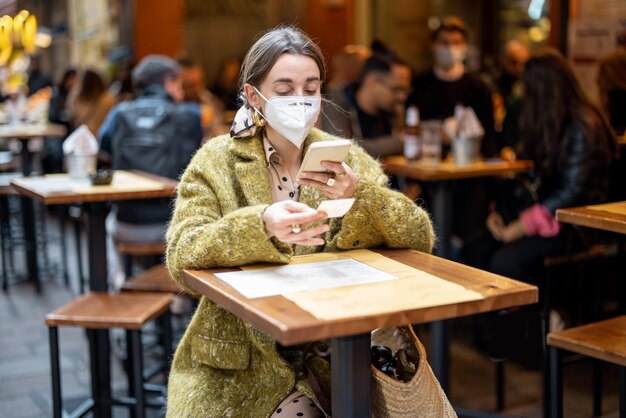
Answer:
486;211;505;241
297;161;359;199
263;200;329;246
486;211;525;243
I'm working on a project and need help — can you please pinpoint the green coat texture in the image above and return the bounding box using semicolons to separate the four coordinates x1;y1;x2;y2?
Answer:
165;128;435;417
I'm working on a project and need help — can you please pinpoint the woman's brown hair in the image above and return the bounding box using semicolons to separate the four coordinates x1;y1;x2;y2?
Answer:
238;26;326;101
520;48;616;176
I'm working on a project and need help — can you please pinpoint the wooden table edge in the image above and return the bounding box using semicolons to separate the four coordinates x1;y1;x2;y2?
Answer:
556;207;626;235
10;169;177;205
183;250;538;345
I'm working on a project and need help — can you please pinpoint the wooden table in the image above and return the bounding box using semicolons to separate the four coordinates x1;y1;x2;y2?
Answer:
383;156;533;390
0;123;67;291
183;248;538;418
556;202;626;235
11;169;176;418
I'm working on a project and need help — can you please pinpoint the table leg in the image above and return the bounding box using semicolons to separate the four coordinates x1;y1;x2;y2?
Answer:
85;202;108;292
88;328;112;418
84;202;112;418
430;181;453;392
331;333;371;418
19;142;41;292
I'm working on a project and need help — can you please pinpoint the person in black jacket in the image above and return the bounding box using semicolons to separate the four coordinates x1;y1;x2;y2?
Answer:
463;48;616;282
98;55;203;287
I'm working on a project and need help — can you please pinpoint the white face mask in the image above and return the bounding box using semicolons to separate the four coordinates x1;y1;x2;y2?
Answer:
253;87;321;148
434;45;466;69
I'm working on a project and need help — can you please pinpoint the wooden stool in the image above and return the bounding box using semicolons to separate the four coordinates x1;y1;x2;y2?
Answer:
548;315;626;418
121;264;192;296
117;241;166;278
45;292;173;418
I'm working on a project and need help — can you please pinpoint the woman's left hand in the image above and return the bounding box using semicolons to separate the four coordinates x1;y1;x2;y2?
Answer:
499;219;526;243
297;161;359;199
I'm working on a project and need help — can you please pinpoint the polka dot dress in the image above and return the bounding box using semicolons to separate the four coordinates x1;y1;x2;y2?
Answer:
263;135;299;203
270;390;324;418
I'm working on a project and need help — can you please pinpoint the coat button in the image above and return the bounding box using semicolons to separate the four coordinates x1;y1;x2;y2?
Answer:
352;240;359;247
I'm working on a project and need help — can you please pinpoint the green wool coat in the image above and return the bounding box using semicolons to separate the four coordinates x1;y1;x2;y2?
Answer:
165;128;435;418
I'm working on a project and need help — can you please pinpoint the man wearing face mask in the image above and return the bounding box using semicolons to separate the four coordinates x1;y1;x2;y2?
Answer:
410;17;496;256
322;52;412;159
409;16;496;157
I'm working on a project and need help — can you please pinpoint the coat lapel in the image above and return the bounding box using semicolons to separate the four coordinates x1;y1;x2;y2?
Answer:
231;134;273;206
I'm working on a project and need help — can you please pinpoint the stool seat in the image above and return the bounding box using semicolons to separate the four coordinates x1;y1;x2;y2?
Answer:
117;241;166;256
548;315;626;367
122;264;189;295
543;243;619;267
45;292;172;330
0;172;20;195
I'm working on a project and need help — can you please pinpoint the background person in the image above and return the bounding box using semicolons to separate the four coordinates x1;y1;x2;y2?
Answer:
463;48;616;282
177;56;227;138
322;52;412;159
165;26;443;418
99;55;202;287
67;69;115;137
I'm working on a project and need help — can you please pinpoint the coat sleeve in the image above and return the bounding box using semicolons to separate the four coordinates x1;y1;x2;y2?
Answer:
326;145;435;254
165;149;292;294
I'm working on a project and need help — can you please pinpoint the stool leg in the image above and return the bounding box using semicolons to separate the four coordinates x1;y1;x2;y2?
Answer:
159;310;173;382
549;346;563;418
1;195;9;292
129;329;145;418
126;329;136;418
73;219;84;294
592;360;603;417
124;255;133;280
495;359;505;411
542;273;553;418
49;326;62;418
619;367;626;418
57;206;69;287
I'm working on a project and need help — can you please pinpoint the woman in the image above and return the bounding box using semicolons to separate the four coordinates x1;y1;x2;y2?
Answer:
67;69;114;136
44;68;76;173
464;48;615;281
166;27;436;417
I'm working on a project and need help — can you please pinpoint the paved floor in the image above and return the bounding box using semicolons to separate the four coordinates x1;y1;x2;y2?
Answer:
0;206;621;417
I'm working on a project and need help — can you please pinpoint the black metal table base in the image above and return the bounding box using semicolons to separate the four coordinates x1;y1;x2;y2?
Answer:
331;333;371;418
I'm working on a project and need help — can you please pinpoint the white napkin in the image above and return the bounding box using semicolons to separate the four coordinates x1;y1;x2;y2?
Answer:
442;105;484;140
62;125;99;156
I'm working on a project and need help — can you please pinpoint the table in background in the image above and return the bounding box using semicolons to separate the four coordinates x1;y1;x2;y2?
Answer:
0;123;67;291
382;156;533;390
183;248;538;418
557;202;626;235
12;169;176;418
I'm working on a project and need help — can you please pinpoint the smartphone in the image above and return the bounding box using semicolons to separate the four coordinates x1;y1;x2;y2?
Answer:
297;139;352;178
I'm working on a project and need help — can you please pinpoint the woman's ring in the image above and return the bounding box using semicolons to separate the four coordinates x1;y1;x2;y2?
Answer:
291;224;301;234
336;170;347;177
326;174;335;187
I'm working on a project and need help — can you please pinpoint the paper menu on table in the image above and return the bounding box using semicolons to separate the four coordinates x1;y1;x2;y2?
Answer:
215;258;397;299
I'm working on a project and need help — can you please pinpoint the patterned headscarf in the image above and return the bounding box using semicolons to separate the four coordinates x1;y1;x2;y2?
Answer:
229;94;260;139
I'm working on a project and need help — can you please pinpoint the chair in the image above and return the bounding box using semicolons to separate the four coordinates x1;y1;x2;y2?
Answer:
45;292;173;418
548;315;626;418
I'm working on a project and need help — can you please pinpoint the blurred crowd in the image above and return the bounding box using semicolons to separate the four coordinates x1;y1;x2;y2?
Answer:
10;16;625;288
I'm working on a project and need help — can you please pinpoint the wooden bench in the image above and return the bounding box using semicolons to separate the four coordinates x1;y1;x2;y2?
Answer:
45;292;173;418
547;315;626;418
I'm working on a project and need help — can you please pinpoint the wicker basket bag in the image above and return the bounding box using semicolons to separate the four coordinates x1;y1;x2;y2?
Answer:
371;326;457;418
